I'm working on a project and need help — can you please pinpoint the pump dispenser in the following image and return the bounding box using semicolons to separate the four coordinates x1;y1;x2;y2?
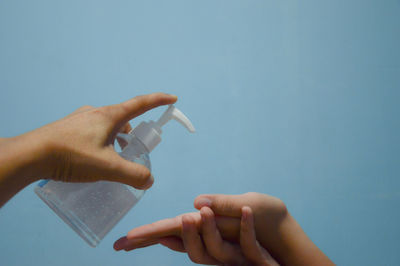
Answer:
35;105;195;247
128;105;195;152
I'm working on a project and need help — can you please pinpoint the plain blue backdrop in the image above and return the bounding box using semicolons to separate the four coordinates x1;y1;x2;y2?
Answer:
1;1;400;265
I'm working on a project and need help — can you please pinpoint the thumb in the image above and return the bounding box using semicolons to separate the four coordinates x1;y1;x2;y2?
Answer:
98;151;154;189
194;194;246;218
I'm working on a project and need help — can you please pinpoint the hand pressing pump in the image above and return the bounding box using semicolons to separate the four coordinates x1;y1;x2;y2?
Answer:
35;105;195;247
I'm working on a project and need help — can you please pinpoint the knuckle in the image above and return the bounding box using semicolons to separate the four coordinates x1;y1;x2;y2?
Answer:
107;159;122;174
182;214;194;225
244;192;262;198
72;105;94;115
119;101;133;114
90;106;116;123
92;107;108;117
273;198;288;215
125;95;147;111
79;105;93;110
217;200;235;213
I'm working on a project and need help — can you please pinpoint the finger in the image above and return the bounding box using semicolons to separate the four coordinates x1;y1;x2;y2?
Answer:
114;236;128;250
114;237;152;251
200;206;246;264
240;206;279;266
114;236;157;251
215;216;241;242
121;122;132;134
194;194;245;217
124;239;159;251
125;212;239;241
126;213;199;240
127;216;181;239
114;236;162;251
116;213;199;252
181;214;219;265
158;236;186;252
97;149;153;189
125;213;239;242
195;192;285;218
110;93;178;126
116;122;132;149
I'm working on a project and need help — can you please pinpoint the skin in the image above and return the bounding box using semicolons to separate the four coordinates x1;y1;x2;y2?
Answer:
114;193;335;266
0;95;334;264
174;206;280;265
115;206;278;266
0;92;178;207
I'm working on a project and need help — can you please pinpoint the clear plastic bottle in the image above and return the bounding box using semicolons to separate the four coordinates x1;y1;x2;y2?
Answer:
35;105;195;247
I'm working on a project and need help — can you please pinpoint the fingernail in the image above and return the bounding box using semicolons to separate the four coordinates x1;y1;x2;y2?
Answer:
242;210;248;220
114;237;127;251
196;197;212;208
241;206;251;220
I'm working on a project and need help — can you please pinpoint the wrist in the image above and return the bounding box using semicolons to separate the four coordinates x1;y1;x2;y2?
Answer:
0;132;50;186
0;134;45;206
274;212;334;266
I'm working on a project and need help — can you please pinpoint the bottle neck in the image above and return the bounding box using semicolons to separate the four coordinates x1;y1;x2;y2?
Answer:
127;135;150;155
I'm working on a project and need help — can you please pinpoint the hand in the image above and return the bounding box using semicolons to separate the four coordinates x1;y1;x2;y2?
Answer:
0;93;177;206
114;193;334;266
193;193;334;266
115;205;279;266
114;193;287;252
31;92;177;187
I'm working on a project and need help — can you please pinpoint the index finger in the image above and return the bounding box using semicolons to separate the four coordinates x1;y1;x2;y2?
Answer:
125;212;241;241
113;213;199;251
126;212;200;240
115;211;241;252
111;93;178;125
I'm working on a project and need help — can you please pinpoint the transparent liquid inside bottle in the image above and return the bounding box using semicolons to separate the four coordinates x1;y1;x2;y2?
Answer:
35;135;151;247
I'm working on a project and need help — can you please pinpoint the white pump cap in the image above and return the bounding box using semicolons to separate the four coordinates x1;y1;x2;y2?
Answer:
131;105;195;152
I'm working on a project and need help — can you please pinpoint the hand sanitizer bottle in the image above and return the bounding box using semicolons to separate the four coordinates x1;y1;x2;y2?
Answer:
34;105;195;247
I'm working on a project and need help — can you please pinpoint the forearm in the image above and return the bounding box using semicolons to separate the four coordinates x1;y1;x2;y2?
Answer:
0;134;47;207
270;213;334;266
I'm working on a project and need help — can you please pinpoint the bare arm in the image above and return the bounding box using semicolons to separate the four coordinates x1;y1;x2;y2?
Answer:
0;135;47;207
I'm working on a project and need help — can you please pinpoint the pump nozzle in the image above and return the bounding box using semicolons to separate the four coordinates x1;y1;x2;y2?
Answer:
156;105;195;133
129;105;195;153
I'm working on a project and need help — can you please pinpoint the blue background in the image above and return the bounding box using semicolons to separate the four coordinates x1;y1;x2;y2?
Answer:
1;1;400;265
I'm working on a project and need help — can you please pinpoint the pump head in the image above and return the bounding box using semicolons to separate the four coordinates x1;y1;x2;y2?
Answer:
130;105;195;152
